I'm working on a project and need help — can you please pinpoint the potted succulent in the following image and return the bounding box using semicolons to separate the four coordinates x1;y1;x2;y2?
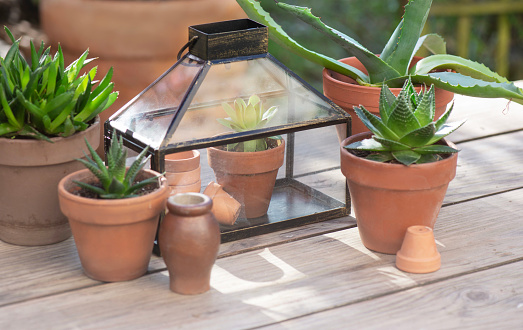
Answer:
340;78;464;254
0;27;117;246
236;0;523;134
58;132;169;282
207;94;284;219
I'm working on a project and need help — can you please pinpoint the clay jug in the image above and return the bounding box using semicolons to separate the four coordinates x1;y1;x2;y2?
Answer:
159;193;220;294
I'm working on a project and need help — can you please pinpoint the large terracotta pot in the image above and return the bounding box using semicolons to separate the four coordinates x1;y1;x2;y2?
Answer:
340;132;458;254
40;0;247;154
0;117;100;246
58;168;169;282
159;193;220;295
323;56;455;136
207;139;285;219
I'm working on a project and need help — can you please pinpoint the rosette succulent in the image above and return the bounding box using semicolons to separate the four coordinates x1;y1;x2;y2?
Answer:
344;78;465;166
217;94;278;152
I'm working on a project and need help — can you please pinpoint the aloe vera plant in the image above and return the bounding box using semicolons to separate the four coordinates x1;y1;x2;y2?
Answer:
74;132;162;199
217;94;278;152
0;26;118;141
344;78;464;166
236;0;523;105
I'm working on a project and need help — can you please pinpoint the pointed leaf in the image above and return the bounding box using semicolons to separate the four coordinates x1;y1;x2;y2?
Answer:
386;90;421;136
414;144;459;154
344;138;388;152
428;120;466;145
392;150;421;166
413;84;435;126
354;106;399;140
399;123;436;147
365;152;394;163
221;102;238;122
378;84;396;124
373;136;411;151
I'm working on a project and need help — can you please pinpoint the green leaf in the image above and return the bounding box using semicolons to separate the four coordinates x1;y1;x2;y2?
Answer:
378;84;397;124
413;84;435;126
344;138;388;152
414;34;447;56
354;105;398;140
414;144;459;154
366;152;394;163
399;123;436;147
386;88;421;136
392;149;421;166
373;136;411;151
428;120;466;145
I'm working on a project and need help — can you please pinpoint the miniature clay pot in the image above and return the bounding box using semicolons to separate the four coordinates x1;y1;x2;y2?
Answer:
0;117;100;246
159;193;220;295
58;168;169;282
396;226;441;273
164;150;201;195
207;139;285;218
165;166;201;186
323;56;454;136
169;180;202;196
203;181;241;225
340;132;458;254
165;150;200;172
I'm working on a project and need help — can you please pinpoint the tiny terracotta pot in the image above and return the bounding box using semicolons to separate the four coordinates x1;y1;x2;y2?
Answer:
396;226;441;273
165;166;201;186
323;56;454;136
207;139;285;218
58;169;169;282
203;181;241;225
340;132;458;254
169;180;202;195
165;150;200;173
160;193;220;295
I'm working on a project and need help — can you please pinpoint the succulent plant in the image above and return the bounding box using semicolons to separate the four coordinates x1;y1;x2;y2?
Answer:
344;78;465;166
217;94;278;152
74;132;162;199
0;26;118;141
236;0;523;105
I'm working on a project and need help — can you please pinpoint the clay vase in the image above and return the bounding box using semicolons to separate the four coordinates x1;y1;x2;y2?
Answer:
340;132;458;254
323;56;455;136
159;193;220;295
396;225;441;273
58;169;169;282
207;139;285;218
203;181;241;225
0;117;100;246
165;150;201;195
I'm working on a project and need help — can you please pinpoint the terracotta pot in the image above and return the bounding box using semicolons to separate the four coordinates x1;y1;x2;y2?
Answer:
207;139;285;218
340;132;458;254
40;0;247;155
165;166;201;186
0;117;100;246
165;150;200;173
169;180;202;196
58;168;169;282
203;181;241;225
159;193;220;295
396;225;441;273
323;56;455;136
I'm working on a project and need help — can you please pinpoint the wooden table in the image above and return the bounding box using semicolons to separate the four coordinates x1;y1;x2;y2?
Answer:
1;88;523;329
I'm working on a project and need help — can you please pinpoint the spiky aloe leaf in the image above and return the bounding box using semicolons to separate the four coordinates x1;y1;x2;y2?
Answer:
344;138;389;152
413;84;435;126
380;0;432;75
414;34;447;56
373;136;410;151
378;84;397;124
276;2;399;83
414;144;459;154
354;106;398;140
428;120;466;145
386;88;421;136
398;123;436;147
411;55;509;83
391;150;421;166
235;0;369;82
366;152;394;163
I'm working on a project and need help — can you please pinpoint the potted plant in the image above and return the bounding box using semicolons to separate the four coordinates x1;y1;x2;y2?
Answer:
58;132;169;282
207;94;284;219
340;78;464;254
0;27;117;246
236;0;523;134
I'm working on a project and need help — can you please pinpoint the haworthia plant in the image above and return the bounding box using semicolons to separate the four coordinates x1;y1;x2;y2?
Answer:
236;0;523;105
344;78;465;166
0;26;118;141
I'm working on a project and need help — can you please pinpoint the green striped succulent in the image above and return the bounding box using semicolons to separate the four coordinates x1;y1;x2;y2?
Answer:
0;26;118;141
344;78;464;166
217;94;278;152
74;132;162;199
236;0;523;105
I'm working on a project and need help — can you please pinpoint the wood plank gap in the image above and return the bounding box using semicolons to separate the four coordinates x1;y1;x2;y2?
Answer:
250;257;523;330
442;186;523;207
453;127;523;145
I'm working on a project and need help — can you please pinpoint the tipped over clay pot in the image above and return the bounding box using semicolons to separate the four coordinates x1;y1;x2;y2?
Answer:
203;181;241;225
396;226;441;274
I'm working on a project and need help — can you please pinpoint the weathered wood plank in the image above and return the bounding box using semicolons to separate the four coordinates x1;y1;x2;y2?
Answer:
262;260;523;329
1;189;521;329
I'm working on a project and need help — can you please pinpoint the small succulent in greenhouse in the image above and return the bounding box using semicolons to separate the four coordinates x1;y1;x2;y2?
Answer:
217;94;279;152
344;78;465;166
0;26;117;141
74;132;162;199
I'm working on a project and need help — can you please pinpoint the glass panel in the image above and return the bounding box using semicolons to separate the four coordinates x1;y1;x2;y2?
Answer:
110;56;205;149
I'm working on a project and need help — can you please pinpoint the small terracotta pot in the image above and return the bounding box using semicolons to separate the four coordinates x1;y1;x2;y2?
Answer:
165;166;201;186
203;181;241;225
323;56;454;136
340;132;458;254
207;139;285;218
169;180;202;195
165;150;200;173
58;169;169;282
160;193;220;295
396;226;441;273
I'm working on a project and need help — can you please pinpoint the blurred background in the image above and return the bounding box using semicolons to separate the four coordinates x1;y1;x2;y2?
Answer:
1;0;522;93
